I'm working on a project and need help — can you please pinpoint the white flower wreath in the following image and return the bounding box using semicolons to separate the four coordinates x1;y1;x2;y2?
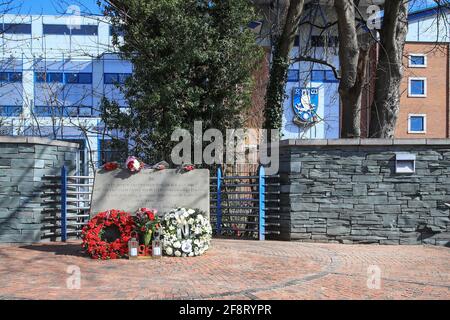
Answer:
161;207;212;257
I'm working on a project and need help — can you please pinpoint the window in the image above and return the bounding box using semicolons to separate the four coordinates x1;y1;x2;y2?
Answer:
0;72;22;83
409;54;427;67
287;69;299;82
48;72;63;82
70;25;98;36
43;24;70;35
311;35;339;47
408;77;427;97
35;72;46;82
1;23;31;34
104;73;131;84
43;24;97;36
294;35;299;47
34;106;61;117
35;105;97;117
65;73;92;84
311;70;338;83
35;72;64;83
0;73;8;82
408;114;426;133
9;72;22;82
104;73;118;84
0;106;22;116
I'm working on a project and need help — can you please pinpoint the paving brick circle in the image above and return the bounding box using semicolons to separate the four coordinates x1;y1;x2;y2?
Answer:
0;239;448;299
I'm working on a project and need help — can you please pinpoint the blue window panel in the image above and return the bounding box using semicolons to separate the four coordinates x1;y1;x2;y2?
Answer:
294;35;299;46
34;106;63;117
65;73;79;84
44;24;97;36
2;23;31;34
0;106;22;116
35;72;46;82
77;73;92;84
65;73;92;84
325;70;338;82
410;55;425;65
43;24;70;35
34;106;51;116
0;72;22;83
410;79;425;95
311;70;339;83
0;73;8;82
287;69;299;82
410;116;425;132
48;72;63;82
9;72;22;82
104;73;131;84
71;25;98;36
311;70;325;82
104;73;119;84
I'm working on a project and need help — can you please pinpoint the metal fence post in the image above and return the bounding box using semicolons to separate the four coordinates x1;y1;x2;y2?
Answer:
61;165;67;242
259;166;265;241
216;166;222;235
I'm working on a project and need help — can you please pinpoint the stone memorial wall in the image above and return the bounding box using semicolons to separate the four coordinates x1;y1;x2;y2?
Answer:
90;169;210;218
279;139;450;246
0;137;79;243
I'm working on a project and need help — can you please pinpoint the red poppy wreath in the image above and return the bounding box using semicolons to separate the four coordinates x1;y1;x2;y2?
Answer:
81;209;135;260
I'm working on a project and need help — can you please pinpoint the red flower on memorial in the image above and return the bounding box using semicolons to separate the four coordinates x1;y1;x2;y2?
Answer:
103;162;119;171
81;209;135;260
135;208;160;233
125;156;144;173
183;165;195;172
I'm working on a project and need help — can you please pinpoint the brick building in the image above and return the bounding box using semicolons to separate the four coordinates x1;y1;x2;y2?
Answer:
395;6;450;138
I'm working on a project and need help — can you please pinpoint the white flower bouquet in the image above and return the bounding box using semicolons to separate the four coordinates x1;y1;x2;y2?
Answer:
161;207;212;257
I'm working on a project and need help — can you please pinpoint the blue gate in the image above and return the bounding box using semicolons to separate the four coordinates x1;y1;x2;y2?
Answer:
210;166;281;240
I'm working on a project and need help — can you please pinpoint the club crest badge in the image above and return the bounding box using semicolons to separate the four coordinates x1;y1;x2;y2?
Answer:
292;87;318;124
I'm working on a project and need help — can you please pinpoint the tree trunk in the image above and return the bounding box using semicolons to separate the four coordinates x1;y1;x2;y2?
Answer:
264;0;305;130
334;0;369;138
369;0;408;138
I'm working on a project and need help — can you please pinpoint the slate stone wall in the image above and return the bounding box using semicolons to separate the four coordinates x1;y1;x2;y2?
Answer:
279;139;450;246
0;137;78;243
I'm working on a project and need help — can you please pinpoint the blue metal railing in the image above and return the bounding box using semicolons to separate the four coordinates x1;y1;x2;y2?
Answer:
60;166;67;242
212;166;279;240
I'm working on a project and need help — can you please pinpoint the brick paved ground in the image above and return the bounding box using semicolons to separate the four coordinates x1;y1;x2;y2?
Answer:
0;239;448;300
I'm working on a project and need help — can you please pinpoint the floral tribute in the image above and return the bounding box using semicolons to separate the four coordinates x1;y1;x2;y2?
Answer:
103;161;119;171
135;208;161;248
81;210;135;260
125;156;144;173
161;208;212;257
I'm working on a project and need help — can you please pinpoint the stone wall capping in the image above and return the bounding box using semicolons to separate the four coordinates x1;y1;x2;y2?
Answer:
0;136;79;148
280;138;450;146
426;139;450;145
359;138;394;145
327;138;361;145
294;139;328;146
393;138;427;145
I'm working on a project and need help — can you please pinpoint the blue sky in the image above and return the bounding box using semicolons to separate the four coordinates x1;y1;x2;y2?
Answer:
10;0;102;15
6;0;443;16
410;0;442;12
